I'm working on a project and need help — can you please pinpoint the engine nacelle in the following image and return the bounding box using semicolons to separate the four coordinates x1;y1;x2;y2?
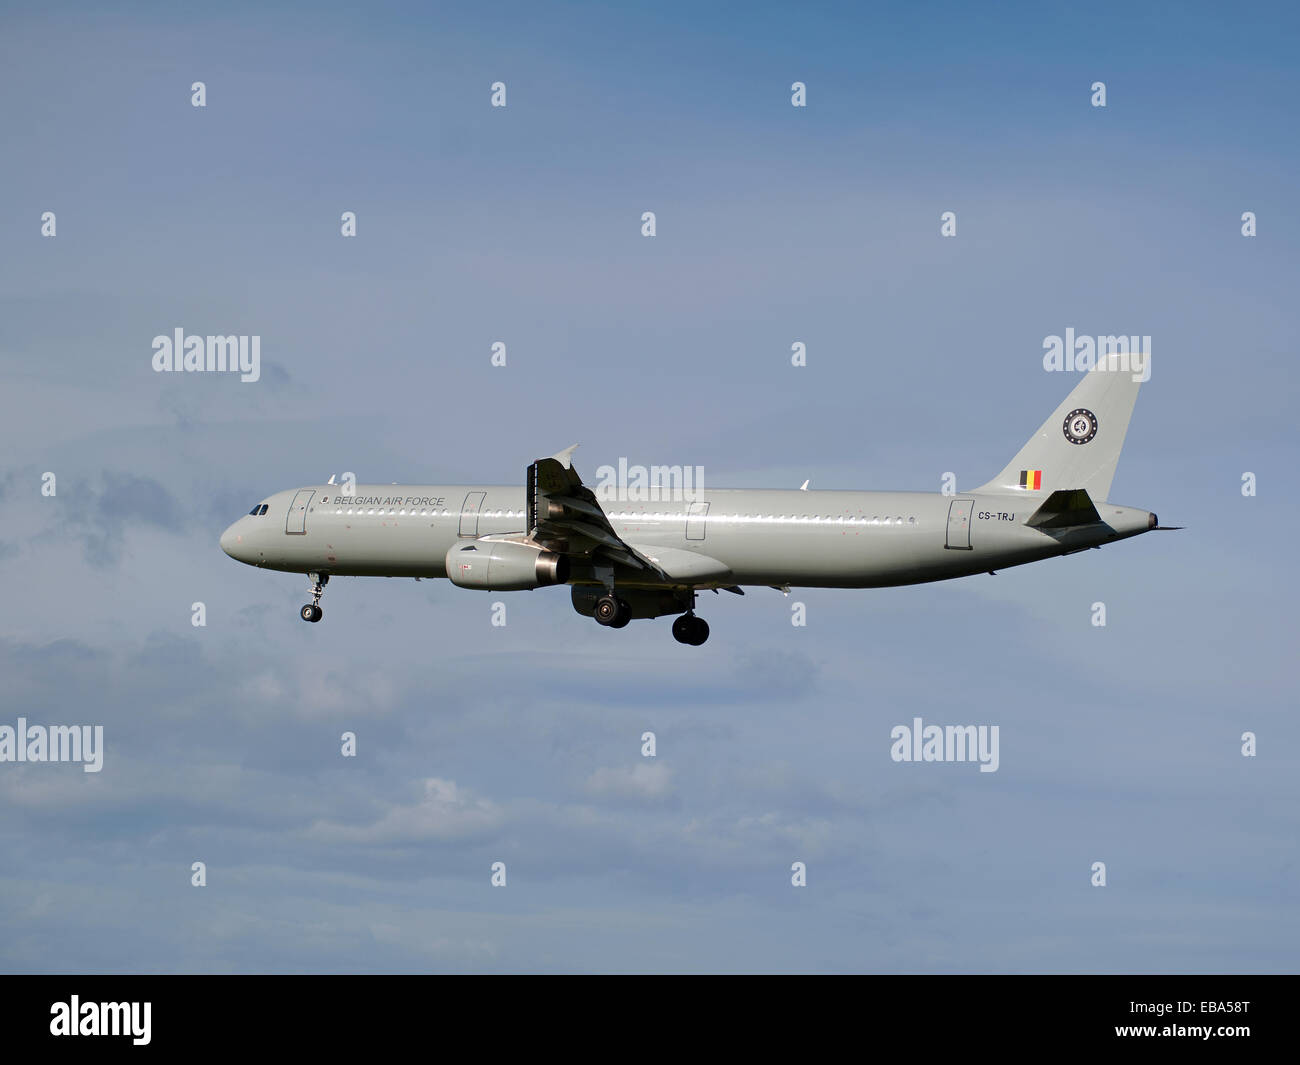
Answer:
447;539;569;591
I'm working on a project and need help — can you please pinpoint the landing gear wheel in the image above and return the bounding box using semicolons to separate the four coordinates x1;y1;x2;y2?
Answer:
673;614;709;645
687;616;709;645
594;594;629;627
301;572;329;623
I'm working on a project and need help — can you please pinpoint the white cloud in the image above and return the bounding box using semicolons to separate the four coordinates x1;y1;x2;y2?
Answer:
584;763;674;801
307;777;501;844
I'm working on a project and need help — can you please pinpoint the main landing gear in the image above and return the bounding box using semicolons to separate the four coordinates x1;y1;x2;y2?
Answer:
591;591;709;645
593;593;631;629
300;572;328;623
671;612;709;646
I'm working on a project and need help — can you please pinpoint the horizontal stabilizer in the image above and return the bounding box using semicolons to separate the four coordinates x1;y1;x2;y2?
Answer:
1025;489;1102;529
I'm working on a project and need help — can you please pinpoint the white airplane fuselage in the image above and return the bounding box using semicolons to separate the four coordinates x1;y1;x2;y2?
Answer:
220;484;1155;588
218;354;1164;643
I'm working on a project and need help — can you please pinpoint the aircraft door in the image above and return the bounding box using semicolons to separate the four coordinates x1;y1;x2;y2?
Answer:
459;491;487;537
945;499;973;550
686;501;709;541
286;489;314;534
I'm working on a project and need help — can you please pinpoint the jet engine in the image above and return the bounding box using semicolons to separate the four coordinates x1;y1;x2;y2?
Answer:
447;539;569;591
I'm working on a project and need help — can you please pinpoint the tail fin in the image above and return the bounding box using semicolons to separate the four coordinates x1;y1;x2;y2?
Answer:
975;352;1144;502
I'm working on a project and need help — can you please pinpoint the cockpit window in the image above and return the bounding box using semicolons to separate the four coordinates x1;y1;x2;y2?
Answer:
248;504;269;516
248;505;260;515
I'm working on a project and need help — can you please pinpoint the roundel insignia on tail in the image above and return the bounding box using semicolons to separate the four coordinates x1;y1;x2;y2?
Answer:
1063;408;1098;445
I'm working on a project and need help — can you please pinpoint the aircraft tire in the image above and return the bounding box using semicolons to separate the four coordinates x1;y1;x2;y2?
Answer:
594;594;626;627
688;617;709;645
673;614;709;644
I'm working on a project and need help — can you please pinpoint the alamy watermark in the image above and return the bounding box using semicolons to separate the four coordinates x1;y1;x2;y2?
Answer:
890;717;999;773
0;718;103;772
151;328;260;382
50;997;150;1045
593;459;705;502
1042;328;1150;382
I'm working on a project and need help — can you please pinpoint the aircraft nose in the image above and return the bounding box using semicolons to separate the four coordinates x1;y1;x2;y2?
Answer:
220;522;242;559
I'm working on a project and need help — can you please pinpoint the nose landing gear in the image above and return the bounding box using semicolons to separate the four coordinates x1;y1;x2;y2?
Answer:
300;572;328;623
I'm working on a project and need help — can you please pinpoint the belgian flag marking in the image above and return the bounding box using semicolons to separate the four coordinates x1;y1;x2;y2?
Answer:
1019;470;1042;490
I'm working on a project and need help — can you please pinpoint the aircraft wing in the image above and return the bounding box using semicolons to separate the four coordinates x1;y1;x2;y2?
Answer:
1025;489;1103;530
526;445;670;580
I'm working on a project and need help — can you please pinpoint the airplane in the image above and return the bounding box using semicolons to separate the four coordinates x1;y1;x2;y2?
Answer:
220;352;1172;645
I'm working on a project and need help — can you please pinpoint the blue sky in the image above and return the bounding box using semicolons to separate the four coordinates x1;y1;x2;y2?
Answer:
0;0;1296;972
